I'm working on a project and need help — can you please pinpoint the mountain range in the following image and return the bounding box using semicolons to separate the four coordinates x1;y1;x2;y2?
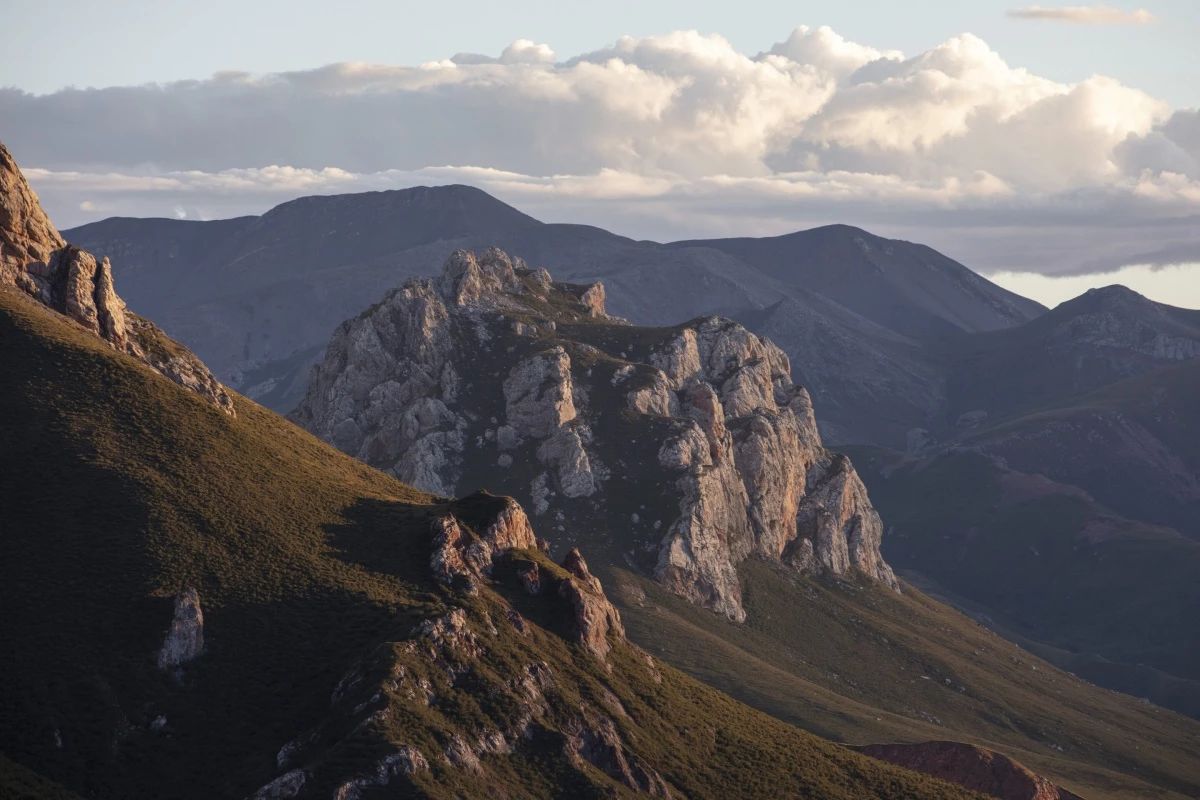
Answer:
67;182;1200;719
0;141;1001;800
5;139;1200;799
64;186;1043;446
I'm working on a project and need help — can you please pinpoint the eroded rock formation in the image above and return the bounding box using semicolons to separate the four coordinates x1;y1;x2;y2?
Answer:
157;587;205;671
295;248;898;622
249;493;657;798
0;142;234;415
557;548;626;661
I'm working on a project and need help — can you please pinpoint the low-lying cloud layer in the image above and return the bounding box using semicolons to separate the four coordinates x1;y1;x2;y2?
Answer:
5;25;1197;278
1007;5;1156;24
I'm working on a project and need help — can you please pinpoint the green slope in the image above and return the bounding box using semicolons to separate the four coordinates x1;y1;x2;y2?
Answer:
853;447;1200;699
846;359;1200;719
0;755;83;800
0;285;975;800
606;560;1200;800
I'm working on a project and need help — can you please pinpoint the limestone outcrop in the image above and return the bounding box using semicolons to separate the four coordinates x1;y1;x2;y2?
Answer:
0;142;235;415
557;548;625;661
247;494;654;798
294;248;898;622
157;587;205;671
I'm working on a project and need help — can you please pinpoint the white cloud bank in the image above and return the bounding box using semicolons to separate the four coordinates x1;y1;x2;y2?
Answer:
1007;5;1156;24
6;25;1198;281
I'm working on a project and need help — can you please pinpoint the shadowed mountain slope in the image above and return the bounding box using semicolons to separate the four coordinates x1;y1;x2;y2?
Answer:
672;224;1045;340
0;280;982;800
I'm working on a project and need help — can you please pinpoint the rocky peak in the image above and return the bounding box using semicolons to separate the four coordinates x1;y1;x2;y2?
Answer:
435;245;609;321
1076;284;1150;310
248;494;656;797
1;143;129;347
0;143;65;269
1043;283;1200;360
429;491;542;592
295;248;899;624
439;247;526;306
0;142;235;415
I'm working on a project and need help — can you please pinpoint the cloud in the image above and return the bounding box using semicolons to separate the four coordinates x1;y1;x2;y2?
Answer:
452;38;556;65
1007;5;1155;24
5;26;1197;278
765;25;902;76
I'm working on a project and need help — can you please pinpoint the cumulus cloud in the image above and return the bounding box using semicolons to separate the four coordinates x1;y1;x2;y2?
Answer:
765;25;902;76
6;26;1197;277
452;38;556;65
1007;5;1156;24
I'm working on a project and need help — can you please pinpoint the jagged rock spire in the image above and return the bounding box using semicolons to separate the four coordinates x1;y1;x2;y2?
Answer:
296;247;899;624
0;141;235;415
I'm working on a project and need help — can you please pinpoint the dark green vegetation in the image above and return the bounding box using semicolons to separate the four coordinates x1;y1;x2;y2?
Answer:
607;561;1200;800
0;286;977;799
0;755;82;800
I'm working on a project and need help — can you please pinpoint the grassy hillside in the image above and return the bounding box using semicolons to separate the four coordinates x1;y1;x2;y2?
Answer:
957;360;1200;536
851;447;1200;697
845;359;1200;722
607;560;1200;800
0;286;975;800
0;755;83;800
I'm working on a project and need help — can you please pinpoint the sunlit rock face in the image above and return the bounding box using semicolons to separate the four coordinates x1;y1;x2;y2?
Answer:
295;248;897;621
0;141;235;415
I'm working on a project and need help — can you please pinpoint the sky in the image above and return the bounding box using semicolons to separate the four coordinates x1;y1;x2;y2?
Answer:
3;0;1198;308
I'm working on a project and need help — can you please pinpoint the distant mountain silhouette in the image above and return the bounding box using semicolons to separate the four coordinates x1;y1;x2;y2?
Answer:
674;224;1043;339
66;185;1042;444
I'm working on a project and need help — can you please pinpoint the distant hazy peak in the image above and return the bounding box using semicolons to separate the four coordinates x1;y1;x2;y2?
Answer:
258;183;541;225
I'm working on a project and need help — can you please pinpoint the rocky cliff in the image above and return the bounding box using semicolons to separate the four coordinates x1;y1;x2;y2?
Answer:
0;142;234;414
295;248;897;621
247;492;663;799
